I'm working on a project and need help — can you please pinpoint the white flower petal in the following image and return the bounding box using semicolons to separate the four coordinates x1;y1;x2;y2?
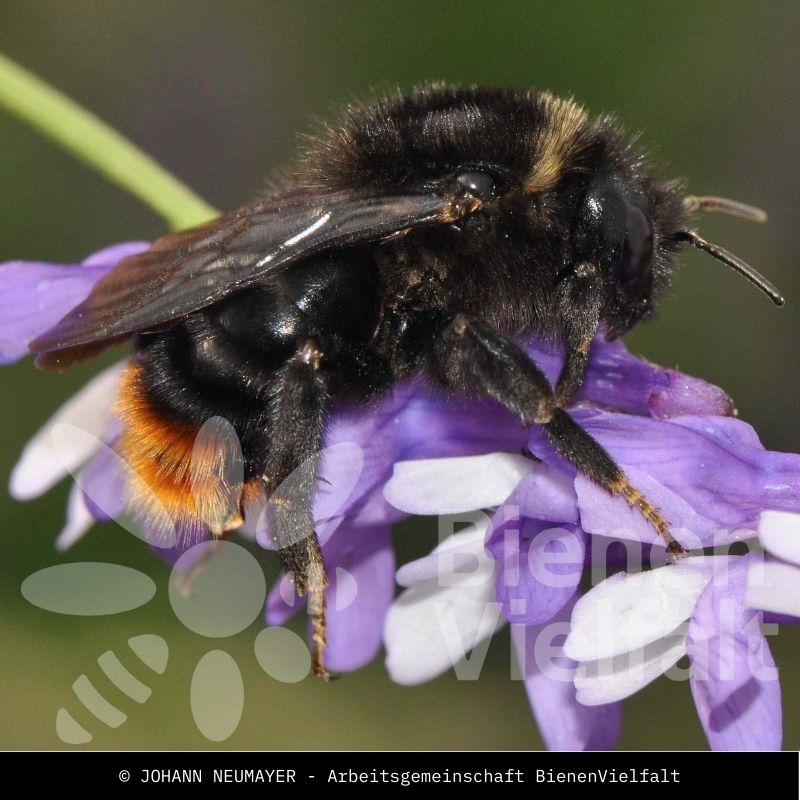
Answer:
575;628;687;705
384;582;503;685
395;521;487;588
759;510;800;566
564;562;713;661
384;529;502;685
383;452;534;515
54;479;96;551
9;362;125;500
746;560;800;617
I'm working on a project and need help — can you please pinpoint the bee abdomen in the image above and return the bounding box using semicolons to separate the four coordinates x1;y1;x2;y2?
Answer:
115;362;255;543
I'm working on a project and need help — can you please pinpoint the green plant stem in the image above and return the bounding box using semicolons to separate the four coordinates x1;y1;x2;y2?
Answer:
0;52;218;230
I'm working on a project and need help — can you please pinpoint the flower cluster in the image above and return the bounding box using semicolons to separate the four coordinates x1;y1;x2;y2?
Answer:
4;243;800;750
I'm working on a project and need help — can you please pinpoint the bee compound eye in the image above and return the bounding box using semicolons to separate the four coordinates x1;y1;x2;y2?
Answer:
456;171;496;200
621;204;654;289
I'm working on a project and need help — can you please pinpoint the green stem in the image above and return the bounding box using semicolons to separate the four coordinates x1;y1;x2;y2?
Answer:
0;52;218;230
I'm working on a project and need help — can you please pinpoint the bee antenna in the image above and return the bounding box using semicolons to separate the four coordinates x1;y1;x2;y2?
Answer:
677;230;785;307
683;195;767;223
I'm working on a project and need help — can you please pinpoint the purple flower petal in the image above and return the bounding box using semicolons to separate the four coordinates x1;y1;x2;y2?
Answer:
394;385;529;460
671;414;765;449
522;336;733;419
301;387;421;527
644;370;734;419
81;438;127;522
510;465;580;526
312;442;366;523
80;242;150;266
323;524;395;672
763;612;800;625
488;515;585;625
512;602;622;751
576;466;725;547
247;410;406;551
347;489;406;529
255;391;425;602
687;556;782;751
0;242;148;364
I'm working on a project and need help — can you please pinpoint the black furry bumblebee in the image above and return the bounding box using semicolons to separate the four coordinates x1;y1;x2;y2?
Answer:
30;85;783;677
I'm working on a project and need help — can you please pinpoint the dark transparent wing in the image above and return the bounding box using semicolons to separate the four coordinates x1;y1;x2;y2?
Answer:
31;190;450;367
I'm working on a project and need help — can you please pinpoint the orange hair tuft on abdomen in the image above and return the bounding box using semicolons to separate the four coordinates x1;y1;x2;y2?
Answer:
115;361;251;542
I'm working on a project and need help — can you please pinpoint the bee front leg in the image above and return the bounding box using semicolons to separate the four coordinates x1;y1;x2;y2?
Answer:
553;263;603;407
263;339;332;679
431;314;687;557
554;341;592;409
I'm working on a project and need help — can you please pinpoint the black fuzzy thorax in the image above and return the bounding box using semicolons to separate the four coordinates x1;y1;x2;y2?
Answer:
299;86;561;193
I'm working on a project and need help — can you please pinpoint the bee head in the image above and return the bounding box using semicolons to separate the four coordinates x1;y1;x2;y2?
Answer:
568;161;688;338
561;135;781;340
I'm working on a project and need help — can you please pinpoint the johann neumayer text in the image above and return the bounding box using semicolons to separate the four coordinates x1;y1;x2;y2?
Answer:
140;770;296;783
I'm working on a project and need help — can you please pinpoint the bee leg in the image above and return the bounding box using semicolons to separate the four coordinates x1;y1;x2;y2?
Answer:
432;314;687;557
554;339;592;408
173;537;227;597
554;264;603;407
263;339;332;679
210;508;245;535
175;505;248;596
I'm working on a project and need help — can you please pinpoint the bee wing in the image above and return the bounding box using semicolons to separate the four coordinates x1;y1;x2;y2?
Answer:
30;190;451;368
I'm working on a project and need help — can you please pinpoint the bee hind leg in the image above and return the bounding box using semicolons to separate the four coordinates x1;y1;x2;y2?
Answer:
263;339;332;679
173;510;247;597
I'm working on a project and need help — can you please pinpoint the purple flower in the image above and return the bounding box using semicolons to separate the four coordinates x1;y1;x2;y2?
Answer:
382;346;800;750
5;242;800;751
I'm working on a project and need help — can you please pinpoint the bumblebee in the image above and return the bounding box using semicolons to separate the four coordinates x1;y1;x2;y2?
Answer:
30;85;782;677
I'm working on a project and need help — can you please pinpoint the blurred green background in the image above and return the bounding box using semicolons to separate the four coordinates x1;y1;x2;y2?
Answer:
1;0;799;750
